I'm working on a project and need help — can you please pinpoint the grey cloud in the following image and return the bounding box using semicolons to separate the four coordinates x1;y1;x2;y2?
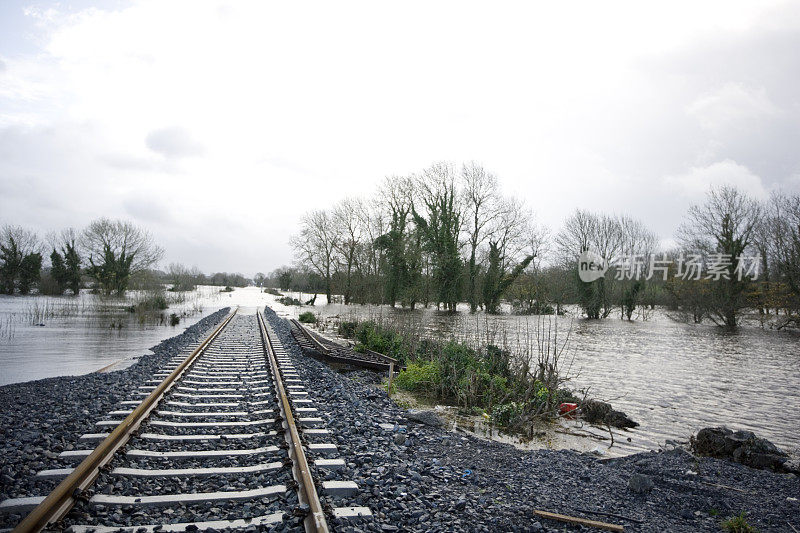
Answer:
145;127;205;158
0;59;6;73
123;195;173;224
635;10;800;188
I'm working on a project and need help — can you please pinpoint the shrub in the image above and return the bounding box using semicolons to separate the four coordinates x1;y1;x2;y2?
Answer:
337;321;358;339
220;286;234;292
394;361;441;394
722;512;759;533
264;288;282;296
492;402;525;427
354;322;410;363
134;292;168;312
278;296;302;306
169;313;180;326
298;311;316;323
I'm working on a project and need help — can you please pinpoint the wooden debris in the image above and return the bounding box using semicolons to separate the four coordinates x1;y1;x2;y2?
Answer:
534;510;624;532
573;507;644;524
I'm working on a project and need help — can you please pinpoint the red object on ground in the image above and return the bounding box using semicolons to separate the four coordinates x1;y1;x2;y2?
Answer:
559;403;578;418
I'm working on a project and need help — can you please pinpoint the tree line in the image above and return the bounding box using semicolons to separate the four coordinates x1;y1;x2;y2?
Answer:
0;218;251;297
283;162;800;329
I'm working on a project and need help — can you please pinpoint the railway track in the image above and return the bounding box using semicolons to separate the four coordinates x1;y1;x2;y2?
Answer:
2;309;370;532
289;320;399;373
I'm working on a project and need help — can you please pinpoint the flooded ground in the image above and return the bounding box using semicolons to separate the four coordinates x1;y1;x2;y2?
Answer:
276;293;800;458
0;286;271;386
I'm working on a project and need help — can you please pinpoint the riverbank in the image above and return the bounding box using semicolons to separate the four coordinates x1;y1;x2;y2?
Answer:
0;308;230;529
264;305;799;532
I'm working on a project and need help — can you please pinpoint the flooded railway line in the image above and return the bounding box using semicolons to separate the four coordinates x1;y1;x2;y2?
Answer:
0;310;369;532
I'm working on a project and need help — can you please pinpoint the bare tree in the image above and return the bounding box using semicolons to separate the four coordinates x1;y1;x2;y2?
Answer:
332;198;363;305
167;263;198;291
555;210;628;318
356;195;388;303
461;162;501;312
291;209;339;303
81;218;164;295
677;185;762;328
765;191;800;322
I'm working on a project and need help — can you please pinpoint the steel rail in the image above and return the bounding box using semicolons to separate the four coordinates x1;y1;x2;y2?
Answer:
291;319;398;370
13;309;239;533
257;311;329;533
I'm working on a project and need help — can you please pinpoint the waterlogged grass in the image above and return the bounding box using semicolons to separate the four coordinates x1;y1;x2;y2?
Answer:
298;311;317;324
336;317;577;430
2;287;209;333
722;512;759;533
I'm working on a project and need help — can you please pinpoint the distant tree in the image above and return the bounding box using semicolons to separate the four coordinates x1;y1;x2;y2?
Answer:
617;217;658;320
63;238;82;295
482;240;534;313
167;263;198;291
269;266;294;291
412;163;464;311
760;191;800;323
82;218;164;296
677;185;762;329
556;210;622;318
332;198;363;305
18;252;42;294
461;162;501;312
291;210;339;303
253;272;266;287
0;225;41;294
50;249;68;294
0;238;21;294
374;176;414;306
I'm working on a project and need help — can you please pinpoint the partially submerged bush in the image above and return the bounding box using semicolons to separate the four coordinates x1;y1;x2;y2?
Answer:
264;288;282;296
337;320;358;339
298;311;317;323
353;322;411;364
169;313;180;326
278;296;303;306
344;317;575;428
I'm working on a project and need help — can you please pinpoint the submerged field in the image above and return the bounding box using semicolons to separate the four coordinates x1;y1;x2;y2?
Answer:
0;286;270;385
276;294;800;459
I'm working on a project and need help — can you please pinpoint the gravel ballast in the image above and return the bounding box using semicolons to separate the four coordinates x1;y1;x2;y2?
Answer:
263;306;799;533
1;305;797;532
0;308;230;529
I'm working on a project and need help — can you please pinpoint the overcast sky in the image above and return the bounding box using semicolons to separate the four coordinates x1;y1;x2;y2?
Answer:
1;1;799;276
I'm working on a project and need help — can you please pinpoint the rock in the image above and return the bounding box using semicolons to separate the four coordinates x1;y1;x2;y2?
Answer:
404;409;444;427
393;433;407;445
581;400;611;424
691;427;789;471
605;409;639;429
580;400;638;428
628;473;654;493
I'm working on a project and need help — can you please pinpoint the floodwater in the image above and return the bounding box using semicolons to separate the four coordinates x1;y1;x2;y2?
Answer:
0;286;271;386
278;294;800;457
